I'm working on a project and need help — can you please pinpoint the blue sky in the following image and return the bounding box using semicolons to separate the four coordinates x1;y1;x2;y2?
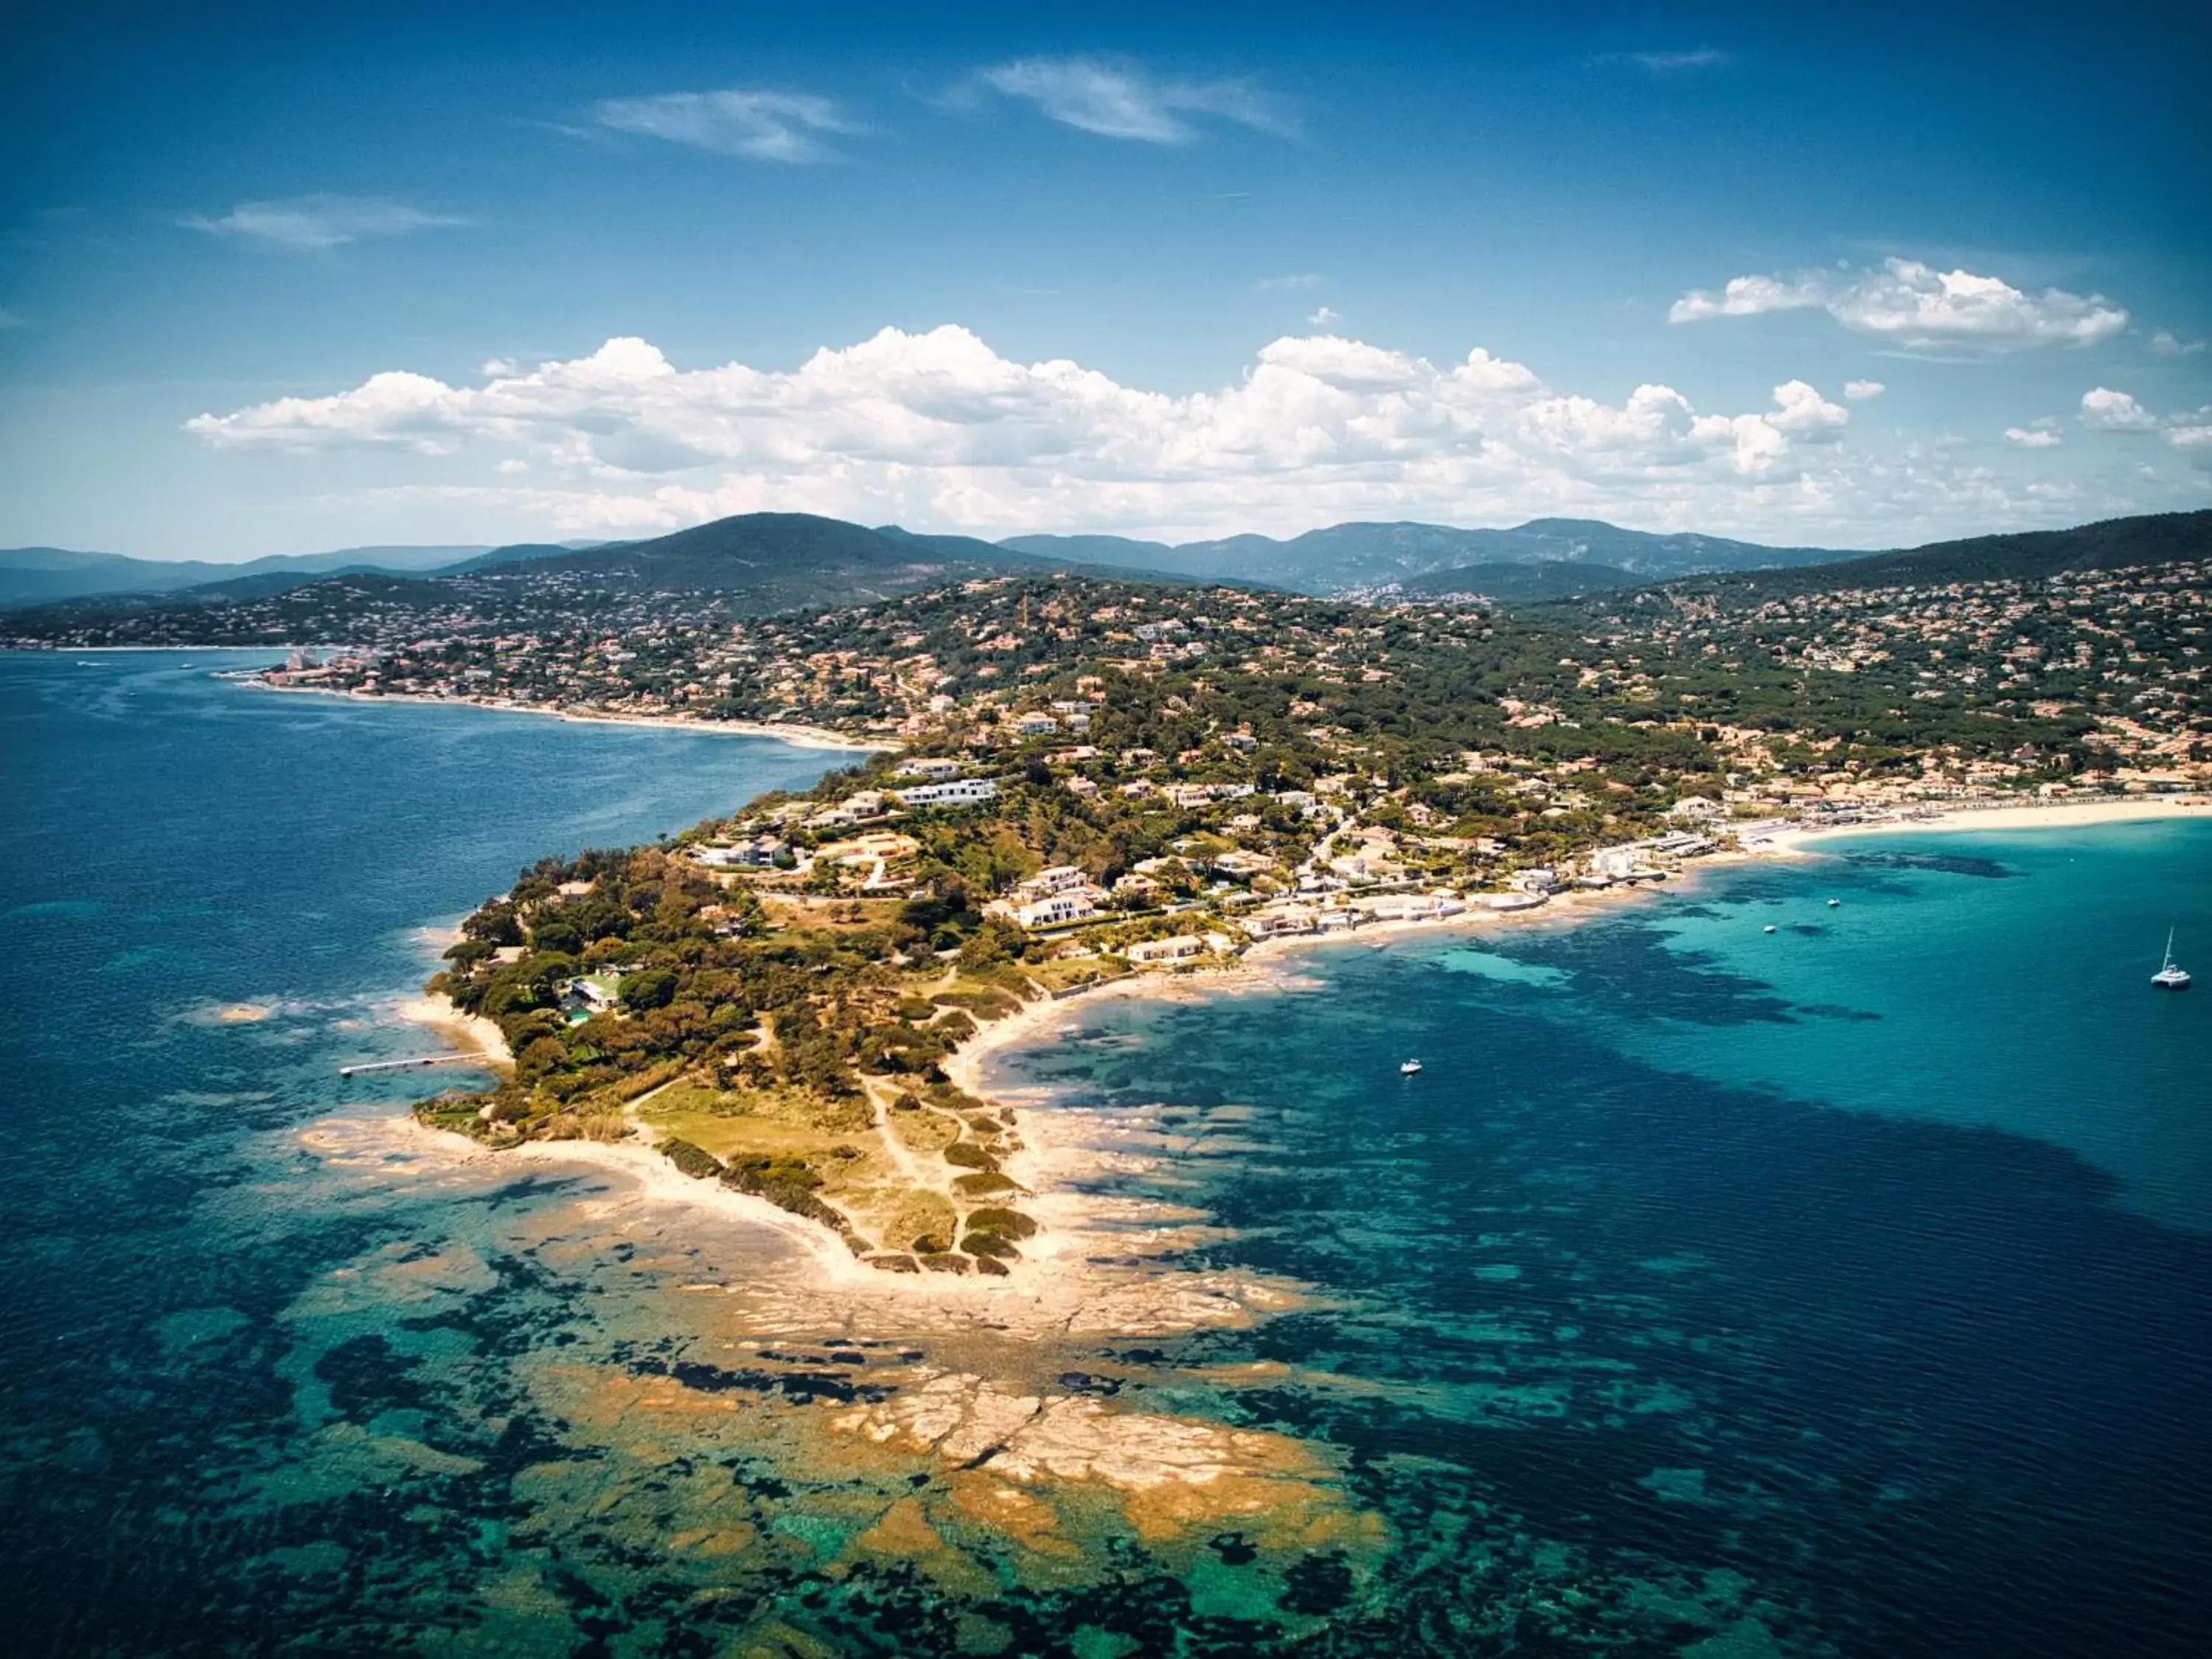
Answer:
3;0;2207;557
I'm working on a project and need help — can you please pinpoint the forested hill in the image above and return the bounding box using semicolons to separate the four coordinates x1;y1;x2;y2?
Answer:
1602;510;2212;608
473;513;1018;592
0;513;1198;647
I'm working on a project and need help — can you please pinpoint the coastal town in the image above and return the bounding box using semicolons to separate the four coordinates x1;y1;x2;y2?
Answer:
251;553;2208;1281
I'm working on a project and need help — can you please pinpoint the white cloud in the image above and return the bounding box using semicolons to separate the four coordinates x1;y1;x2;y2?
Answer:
1254;273;1320;291
1668;274;1823;322
2005;425;2062;448
973;58;1293;144
592;89;860;162
1307;305;1342;327
1764;380;1851;441
2151;330;2205;358
180;195;471;251
1672;257;2126;351
1843;380;1885;400
181;327;1905;539
2077;389;2212;467
2079;387;2159;431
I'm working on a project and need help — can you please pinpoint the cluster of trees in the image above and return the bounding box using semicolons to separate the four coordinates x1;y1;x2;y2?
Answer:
428;838;1042;1141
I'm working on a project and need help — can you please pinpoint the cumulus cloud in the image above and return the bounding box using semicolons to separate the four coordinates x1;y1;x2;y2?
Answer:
2079;387;2159;431
2076;389;2212;467
1672;257;2126;351
180;195;471;251
971;58;1293;143
592;89;860;162
1307;305;1342;327
181;326;1893;538
2005;423;2062;448
1843;380;1885;400
1667;274;1823;322
2150;330;2205;358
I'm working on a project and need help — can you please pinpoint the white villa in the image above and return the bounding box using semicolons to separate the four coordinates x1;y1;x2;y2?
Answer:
893;777;998;807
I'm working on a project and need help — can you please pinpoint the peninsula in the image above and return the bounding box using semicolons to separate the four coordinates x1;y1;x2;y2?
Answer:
296;517;2211;1281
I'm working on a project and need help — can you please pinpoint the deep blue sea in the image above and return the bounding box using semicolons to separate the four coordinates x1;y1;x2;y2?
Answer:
5;649;2211;1656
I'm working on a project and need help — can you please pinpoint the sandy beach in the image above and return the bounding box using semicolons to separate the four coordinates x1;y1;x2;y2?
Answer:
249;678;880;752
396;993;515;1068
1764;792;2211;850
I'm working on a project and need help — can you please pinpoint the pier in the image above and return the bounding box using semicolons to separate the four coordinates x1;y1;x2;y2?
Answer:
338;1053;480;1077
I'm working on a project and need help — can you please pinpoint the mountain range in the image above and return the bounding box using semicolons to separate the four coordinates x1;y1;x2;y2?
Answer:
4;510;2207;622
0;515;1857;612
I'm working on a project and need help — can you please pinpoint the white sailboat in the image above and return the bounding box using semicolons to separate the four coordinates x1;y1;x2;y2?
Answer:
2152;928;2191;990
1399;1058;1423;1076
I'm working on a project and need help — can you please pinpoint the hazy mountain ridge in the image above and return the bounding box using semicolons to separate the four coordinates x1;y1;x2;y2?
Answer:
1001;517;1857;592
0;543;510;608
0;540;623;610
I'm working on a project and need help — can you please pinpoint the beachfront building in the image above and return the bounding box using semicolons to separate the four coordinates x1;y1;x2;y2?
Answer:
1242;905;1320;939
1127;935;1207;964
1483;890;1548;912
1590;846;1644;881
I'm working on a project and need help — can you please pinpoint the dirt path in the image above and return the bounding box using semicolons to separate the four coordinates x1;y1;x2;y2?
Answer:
863;1077;939;1191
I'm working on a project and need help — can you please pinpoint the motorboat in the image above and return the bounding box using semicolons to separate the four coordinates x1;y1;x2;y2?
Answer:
1399;1058;1423;1076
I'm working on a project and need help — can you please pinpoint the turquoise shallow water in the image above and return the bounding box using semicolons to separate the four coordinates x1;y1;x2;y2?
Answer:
1615;827;2212;1231
5;649;2211;1655
981;821;2212;1655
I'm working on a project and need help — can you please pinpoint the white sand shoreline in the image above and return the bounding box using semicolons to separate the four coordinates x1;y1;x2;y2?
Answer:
395;992;515;1069
1764;792;2210;851
249;678;882;752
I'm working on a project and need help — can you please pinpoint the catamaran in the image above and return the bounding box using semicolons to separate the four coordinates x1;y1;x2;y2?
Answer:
2152;928;2191;990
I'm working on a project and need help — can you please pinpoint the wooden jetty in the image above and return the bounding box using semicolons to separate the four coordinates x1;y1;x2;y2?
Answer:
339;1053;479;1077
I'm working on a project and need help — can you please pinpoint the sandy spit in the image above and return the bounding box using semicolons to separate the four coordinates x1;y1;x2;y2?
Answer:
248;678;881;753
